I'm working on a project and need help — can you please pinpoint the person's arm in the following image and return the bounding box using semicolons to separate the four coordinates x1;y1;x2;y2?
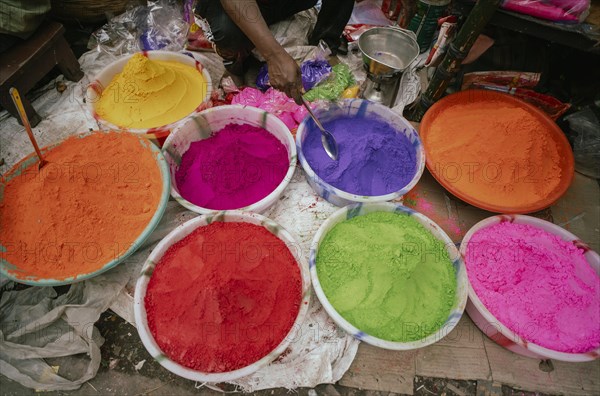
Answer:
219;0;303;103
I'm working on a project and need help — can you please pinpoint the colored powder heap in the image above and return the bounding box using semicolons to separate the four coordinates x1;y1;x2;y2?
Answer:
95;53;206;129
302;115;417;196
466;222;600;353
145;222;302;372
0;132;162;280
317;212;456;342
425;101;562;208
175;123;289;210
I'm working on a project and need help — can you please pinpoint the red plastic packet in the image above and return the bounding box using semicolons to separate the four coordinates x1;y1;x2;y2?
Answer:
186;18;214;52
343;24;378;43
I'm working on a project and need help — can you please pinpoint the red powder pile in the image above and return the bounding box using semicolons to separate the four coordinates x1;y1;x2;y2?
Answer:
144;222;302;373
0;132;163;280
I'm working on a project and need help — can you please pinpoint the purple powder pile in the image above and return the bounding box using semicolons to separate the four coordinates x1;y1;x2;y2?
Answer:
302;115;417;196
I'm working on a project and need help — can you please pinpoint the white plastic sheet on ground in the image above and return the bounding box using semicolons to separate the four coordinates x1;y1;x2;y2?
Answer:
0;17;359;392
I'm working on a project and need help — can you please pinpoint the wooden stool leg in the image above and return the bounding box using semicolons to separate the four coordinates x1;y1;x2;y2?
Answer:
0;89;42;127
55;36;83;82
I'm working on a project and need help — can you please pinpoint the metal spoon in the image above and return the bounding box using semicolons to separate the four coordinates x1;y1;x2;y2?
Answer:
9;88;47;169
301;97;339;161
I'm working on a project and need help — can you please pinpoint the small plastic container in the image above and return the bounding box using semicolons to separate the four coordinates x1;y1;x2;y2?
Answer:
309;202;468;350
296;99;425;207
134;211;311;382
162;104;297;214
460;215;600;362
86;50;213;145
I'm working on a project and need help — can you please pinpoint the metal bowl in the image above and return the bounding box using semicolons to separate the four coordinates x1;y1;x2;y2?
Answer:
358;27;420;77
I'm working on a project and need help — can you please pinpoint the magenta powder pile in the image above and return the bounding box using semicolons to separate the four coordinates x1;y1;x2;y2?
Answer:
466;221;600;353
175;123;289;209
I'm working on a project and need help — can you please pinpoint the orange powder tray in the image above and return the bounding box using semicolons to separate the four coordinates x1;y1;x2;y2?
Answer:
419;90;574;214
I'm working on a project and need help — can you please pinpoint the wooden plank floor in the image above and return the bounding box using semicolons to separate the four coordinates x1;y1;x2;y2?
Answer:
340;315;600;395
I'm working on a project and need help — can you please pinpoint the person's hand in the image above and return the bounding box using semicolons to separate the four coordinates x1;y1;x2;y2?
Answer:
266;50;304;104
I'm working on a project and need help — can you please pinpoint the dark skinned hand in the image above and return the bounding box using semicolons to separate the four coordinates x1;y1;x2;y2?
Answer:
266;50;304;104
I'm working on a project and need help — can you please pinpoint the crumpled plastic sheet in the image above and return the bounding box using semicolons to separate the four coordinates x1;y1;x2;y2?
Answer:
251;8;318;62
0;267;128;391
0;43;360;393
390;51;428;116
88;0;189;57
565;108;600;179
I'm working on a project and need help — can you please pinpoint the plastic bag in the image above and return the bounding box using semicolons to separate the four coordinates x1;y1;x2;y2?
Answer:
564;108;600;179
88;0;188;56
303;63;355;102
500;0;590;23
461;71;571;120
256;60;332;92
232;87;310;130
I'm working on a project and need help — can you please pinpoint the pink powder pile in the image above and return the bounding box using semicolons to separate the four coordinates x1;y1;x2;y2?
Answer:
465;221;600;353
175;123;289;210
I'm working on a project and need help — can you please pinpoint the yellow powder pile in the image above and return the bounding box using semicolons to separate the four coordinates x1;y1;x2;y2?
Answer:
95;53;207;129
425;101;562;208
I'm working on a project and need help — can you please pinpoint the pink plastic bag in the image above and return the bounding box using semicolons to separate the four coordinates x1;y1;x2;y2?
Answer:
232;88;310;130
501;0;590;23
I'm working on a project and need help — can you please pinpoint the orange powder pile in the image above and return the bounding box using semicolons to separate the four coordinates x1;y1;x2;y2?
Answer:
425;101;562;208
0;132;163;281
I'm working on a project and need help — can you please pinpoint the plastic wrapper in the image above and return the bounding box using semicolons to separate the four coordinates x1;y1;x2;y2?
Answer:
461;71;570;120
256;59;332;92
304;63;355;102
0;267;130;391
232;87;310;130
424;17;457;67
186;15;215;52
343;24;379;42
564;108;600;179
88;0;188;56
462;71;541;89
500;0;590;23
348;0;395;25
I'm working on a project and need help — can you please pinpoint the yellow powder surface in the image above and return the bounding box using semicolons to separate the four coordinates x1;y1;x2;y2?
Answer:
425;101;562;208
95;53;206;129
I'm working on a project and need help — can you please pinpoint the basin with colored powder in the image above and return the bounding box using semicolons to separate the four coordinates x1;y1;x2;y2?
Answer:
461;215;600;362
87;51;212;145
296;99;425;207
309;202;468;350
0;131;170;286
134;210;311;382
162;105;296;214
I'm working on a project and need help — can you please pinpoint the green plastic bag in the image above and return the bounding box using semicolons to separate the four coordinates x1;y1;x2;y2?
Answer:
304;63;355;102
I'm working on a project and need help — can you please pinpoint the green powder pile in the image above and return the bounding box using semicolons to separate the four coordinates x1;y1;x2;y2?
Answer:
316;212;457;342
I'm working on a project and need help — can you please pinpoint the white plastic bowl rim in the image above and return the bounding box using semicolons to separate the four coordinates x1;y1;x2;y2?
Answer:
460;214;600;362
134;210;312;382
296;99;426;206
162;104;297;215
309;202;469;350
86;50;213;135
